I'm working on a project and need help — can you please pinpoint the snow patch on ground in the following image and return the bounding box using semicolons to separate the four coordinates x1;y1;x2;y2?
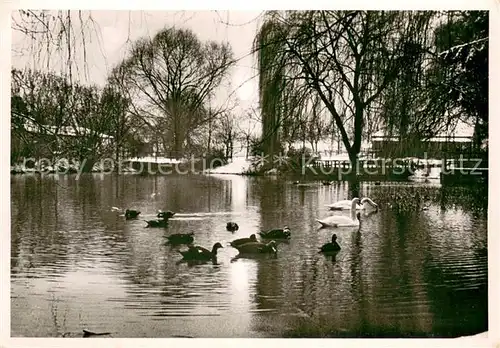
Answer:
205;156;255;174
126;156;185;164
318;154;351;161
454;331;488;340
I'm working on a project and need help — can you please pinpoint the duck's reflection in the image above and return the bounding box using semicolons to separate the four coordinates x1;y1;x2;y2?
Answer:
176;258;220;267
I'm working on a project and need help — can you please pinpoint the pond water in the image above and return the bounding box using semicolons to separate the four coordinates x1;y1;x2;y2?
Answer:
10;173;488;338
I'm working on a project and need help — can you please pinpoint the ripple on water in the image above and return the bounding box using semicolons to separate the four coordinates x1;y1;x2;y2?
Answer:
10;175;488;337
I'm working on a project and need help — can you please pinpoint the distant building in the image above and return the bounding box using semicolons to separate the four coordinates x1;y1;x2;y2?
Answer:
23;119;113;141
369;131;474;158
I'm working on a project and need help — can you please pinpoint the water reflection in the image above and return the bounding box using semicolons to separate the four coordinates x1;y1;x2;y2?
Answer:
11;174;487;337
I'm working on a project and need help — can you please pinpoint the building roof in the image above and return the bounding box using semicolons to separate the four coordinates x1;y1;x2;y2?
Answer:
371;135;473;143
22;118;114;139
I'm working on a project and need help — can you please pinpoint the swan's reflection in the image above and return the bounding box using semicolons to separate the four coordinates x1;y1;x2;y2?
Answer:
230;253;278;263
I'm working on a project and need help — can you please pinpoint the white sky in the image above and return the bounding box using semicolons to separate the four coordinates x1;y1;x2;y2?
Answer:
7;5;494;152
1;3;500;345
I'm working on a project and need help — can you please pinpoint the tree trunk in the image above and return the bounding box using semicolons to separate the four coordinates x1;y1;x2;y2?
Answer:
114;130;120;172
207;118;212;154
352;105;364;160
245;135;250;159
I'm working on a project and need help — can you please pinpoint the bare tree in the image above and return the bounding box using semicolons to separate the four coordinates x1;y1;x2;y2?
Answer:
305;95;328;154
112;27;235;158
11;68;127;168
237;108;261;159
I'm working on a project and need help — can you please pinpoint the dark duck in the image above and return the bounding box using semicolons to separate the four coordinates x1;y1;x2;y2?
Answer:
229;234;257;248
179;242;224;261
125;209;141;220
111;207;140;219
259;226;291;239
157;210;176;219
319;233;341;253
82;329;111;337
226;222;239;232
232;240;278;254
144;211;176;228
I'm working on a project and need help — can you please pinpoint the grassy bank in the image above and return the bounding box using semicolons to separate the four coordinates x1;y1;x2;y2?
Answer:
243;162;412;182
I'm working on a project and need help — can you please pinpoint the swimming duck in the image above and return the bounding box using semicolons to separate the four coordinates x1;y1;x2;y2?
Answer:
165;232;194;245
360;197;379;212
317;198;361;228
316;198;359;228
259;226;291;239
319;234;341;253
157;210;176;219
226;222;239;232
178;242;224;261
144;217;170;228
125;209;141;220
325;198;378;211
111;207;140;217
233;240;278;254
229;234;257;247
325;198;363;211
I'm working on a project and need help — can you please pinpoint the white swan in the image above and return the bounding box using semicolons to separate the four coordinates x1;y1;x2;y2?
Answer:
317;198;361;227
325;197;378;211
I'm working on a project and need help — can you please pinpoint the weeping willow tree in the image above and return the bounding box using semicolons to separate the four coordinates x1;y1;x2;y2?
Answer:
380;12;465;139
253;15;287;158
254;11;415;164
254;10;489;162
433;11;488;151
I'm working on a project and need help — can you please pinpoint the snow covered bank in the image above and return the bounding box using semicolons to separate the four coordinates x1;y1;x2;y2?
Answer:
203;155;445;176
204;156;254;175
318;154;350;161
455;331;488;340
126;156;186;164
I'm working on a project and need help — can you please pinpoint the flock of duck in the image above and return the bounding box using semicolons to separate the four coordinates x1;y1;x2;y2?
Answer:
110;195;379;263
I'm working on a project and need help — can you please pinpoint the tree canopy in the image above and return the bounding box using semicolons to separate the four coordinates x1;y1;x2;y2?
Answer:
254;10;488;162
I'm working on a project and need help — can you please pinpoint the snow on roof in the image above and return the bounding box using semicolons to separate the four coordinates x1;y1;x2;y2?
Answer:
371;123;474;142
23;119;114;139
372;135;472;143
438;38;488;58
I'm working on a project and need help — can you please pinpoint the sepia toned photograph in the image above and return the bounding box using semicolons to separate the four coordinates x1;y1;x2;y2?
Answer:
8;8;489;339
